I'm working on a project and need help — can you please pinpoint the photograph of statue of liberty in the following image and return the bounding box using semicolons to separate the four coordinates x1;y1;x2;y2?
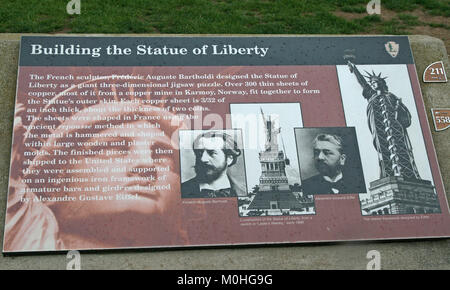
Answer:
230;103;315;217
338;62;441;215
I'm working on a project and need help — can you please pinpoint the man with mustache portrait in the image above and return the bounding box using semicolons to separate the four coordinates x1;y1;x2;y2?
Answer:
181;131;246;198
302;133;354;195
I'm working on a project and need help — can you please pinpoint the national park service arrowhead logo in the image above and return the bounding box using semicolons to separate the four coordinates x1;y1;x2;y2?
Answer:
431;108;450;131
423;61;448;83
385;41;399;58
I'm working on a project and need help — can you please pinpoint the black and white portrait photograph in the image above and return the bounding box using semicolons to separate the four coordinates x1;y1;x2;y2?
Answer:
179;129;247;198
230;103;315;217
337;63;441;215
295;127;367;195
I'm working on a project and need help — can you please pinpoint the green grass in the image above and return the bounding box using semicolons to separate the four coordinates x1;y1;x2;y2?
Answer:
0;0;448;34
428;22;450;29
397;14;421;26
341;6;367;14
384;0;450;17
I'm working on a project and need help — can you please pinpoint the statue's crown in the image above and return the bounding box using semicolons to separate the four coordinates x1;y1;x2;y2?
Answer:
364;70;387;83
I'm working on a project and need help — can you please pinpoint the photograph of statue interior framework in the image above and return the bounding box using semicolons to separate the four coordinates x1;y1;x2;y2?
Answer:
230;103;315;217
340;63;441;216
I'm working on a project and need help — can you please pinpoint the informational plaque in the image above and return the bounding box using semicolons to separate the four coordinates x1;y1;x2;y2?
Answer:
3;36;450;253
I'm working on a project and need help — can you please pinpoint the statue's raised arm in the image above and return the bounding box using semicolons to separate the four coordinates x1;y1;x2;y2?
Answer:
348;61;367;87
347;61;376;100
